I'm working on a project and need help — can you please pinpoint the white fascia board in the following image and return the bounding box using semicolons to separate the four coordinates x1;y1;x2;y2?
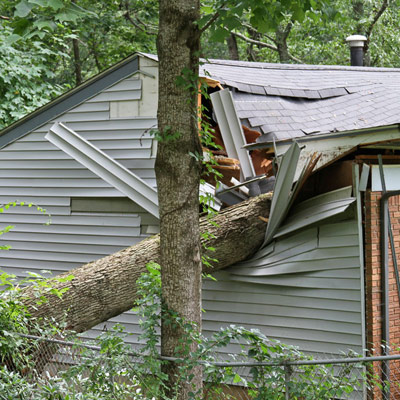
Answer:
46;122;159;218
274;127;400;182
210;89;255;179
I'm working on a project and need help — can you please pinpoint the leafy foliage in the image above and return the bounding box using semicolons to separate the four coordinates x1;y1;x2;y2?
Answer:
0;26;65;129
0;264;365;399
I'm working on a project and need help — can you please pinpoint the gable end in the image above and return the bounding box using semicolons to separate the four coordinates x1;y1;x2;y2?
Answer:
0;55;139;150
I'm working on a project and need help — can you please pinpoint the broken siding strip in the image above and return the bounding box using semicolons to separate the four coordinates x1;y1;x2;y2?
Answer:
291;186;353;213
274;198;356;239
236;237;318;269
46;122;159;218
263;142;301;245
210;89;255;179
0;196;70;206
235;256;360;277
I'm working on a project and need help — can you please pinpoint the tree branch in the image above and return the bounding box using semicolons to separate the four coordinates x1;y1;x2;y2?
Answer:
364;0;389;53
242;22;276;44
232;30;278;51
0;15;10;20
231;30;302;63
199;6;224;35
282;20;293;40
122;1;157;35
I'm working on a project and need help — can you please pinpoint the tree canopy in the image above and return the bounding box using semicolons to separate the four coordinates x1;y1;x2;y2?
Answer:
1;0;399;128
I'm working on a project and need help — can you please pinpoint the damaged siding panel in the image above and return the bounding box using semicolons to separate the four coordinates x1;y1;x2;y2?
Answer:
210;89;255;179
227;218;363;356
274;187;356;239
0;64;157;350
232;219;360;280
263;142;301;245
46;123;159;217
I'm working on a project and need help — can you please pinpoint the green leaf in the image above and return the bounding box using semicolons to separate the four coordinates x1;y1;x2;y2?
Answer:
11;18;31;36
48;0;64;10
211;26;229;42
14;1;34;18
29;0;50;6
33;20;57;31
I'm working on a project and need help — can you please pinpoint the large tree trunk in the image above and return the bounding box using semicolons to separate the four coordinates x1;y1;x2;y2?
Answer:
20;194;271;333
156;0;203;397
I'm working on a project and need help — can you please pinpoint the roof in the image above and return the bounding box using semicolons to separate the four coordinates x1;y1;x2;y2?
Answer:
3;52;400;150
202;59;400;144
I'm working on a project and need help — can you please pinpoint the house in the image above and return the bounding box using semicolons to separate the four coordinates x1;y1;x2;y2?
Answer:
1;52;400;379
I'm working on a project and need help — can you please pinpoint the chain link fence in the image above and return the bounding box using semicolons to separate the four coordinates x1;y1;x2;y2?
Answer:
3;332;400;399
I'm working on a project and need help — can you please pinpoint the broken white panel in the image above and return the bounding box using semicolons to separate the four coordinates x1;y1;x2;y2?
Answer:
371;165;400;191
359;164;370;192
273;125;400;181
263;142;301;246
46;122;159;218
210;89;255;179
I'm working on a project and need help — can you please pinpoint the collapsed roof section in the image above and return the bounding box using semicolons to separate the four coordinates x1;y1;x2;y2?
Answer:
202;59;400;143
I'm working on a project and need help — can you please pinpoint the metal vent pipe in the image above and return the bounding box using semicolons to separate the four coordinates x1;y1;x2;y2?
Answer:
346;35;367;66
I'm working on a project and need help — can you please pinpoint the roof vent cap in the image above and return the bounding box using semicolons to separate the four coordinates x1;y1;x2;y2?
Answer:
346;35;367;66
346;34;367;47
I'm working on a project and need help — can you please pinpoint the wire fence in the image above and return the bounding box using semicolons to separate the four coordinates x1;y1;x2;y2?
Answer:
3;332;400;399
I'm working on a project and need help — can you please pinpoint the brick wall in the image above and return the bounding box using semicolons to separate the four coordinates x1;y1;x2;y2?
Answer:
365;190;400;398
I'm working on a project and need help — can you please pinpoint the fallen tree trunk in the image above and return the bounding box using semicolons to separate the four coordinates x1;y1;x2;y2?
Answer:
20;194;271;333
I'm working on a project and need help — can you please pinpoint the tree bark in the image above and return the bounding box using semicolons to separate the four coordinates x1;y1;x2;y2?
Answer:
275;22;293;63
227;33;239;60
156;0;203;397
20;194;271;333
71;0;82;86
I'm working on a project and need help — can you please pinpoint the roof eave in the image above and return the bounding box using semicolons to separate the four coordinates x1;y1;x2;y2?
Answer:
244;123;400;151
0;53;141;149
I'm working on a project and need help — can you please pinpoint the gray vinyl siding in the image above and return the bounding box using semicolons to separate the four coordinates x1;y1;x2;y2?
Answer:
0;55;363;377
87;219;362;359
0;70;157;342
225;218;363;356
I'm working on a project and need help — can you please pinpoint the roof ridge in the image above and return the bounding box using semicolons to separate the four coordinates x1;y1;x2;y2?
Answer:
204;59;400;73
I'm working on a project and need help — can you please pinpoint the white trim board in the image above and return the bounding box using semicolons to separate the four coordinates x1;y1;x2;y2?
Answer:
210;89;255;179
46;122;159;218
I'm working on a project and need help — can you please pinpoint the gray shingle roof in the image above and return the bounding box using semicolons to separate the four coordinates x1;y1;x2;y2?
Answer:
202;59;400;143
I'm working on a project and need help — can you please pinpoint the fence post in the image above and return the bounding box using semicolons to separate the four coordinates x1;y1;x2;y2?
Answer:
284;364;291;400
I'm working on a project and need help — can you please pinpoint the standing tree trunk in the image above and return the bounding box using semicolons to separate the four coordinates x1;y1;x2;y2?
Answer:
156;0;203;398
